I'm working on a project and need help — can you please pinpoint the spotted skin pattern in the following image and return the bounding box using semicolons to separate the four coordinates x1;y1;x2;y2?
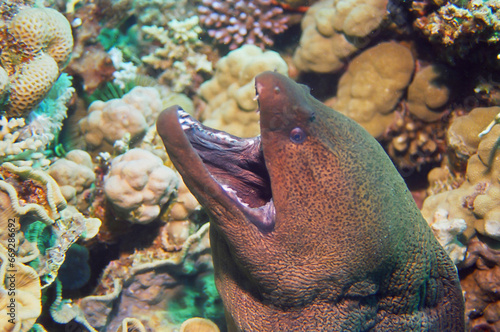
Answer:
157;72;465;331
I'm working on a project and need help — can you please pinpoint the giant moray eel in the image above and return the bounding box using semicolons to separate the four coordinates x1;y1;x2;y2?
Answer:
157;71;464;331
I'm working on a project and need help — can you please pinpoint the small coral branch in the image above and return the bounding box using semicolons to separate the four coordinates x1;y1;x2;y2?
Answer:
198;0;290;49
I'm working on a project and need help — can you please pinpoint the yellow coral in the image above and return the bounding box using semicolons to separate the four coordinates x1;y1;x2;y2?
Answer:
0;246;41;332
447;107;500;159
199;45;288;137
7;53;59;117
9;7;73;69
293;0;388;73
2;6;74;117
332;42;415;138
422;123;500;254
406;65;450;122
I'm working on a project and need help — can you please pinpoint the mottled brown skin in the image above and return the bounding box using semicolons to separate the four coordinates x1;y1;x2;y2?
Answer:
157;72;465;331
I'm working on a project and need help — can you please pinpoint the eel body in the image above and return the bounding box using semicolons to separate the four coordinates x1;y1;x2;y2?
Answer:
156;71;464;331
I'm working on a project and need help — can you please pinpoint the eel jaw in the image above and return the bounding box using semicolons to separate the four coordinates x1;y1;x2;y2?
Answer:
162;106;276;232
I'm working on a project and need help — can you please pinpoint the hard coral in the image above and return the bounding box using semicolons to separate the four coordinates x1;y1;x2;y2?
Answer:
0;246;41;332
48;150;96;210
0;6;73;117
198;0;289;50
422;118;500;257
103;148;179;224
332;42;415;138
78;86;163;150
293;0;388;73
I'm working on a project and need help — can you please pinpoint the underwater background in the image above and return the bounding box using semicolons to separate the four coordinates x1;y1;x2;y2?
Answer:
0;0;499;330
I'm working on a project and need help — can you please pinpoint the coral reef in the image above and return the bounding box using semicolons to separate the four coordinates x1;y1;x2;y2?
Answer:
460;237;500;331
79;223;216;331
448;107;500;161
141;17;213;93
199;44;288;137
198;0;290;50
0;6;73;117
332;42;415;138
104;148;180;224
78;86;164;150
0;245;41;332
421;111;500;261
414;0;500;57
0;161;101;330
293;0;388;73
0;0;498;329
48;149;96;210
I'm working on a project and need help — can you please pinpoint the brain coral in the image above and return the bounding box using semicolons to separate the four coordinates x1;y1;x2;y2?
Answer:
332;42;415;138
199;44;288;137
104;148;180;224
293;0;388;73
1;6;74;117
9;7;73;68
78;86;164;149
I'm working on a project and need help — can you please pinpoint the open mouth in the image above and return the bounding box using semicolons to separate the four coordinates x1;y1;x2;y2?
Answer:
175;106;276;231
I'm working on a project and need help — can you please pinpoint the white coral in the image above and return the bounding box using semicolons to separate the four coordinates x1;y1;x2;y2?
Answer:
428;208;467;264
78;87;163;148
104;148;179;224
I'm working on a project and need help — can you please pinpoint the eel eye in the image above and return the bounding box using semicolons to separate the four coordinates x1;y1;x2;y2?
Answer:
290;127;306;144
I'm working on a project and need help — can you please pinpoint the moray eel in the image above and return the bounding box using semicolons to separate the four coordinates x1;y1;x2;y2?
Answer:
157;71;464;331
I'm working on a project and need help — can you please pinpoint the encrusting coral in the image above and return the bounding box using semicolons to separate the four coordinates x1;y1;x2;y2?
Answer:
104;148;180;224
0;6;73;117
293;0;388;73
199;44;288;137
198;0;290;50
447;107;500;161
331;42;415;138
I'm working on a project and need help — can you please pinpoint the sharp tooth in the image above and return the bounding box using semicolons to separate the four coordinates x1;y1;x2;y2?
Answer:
253;94;259;101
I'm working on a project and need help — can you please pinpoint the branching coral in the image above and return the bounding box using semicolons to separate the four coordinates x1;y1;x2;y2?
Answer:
198;0;290;50
141;17;213;93
199;44;288;137
0;6;73;117
103;148;179;224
